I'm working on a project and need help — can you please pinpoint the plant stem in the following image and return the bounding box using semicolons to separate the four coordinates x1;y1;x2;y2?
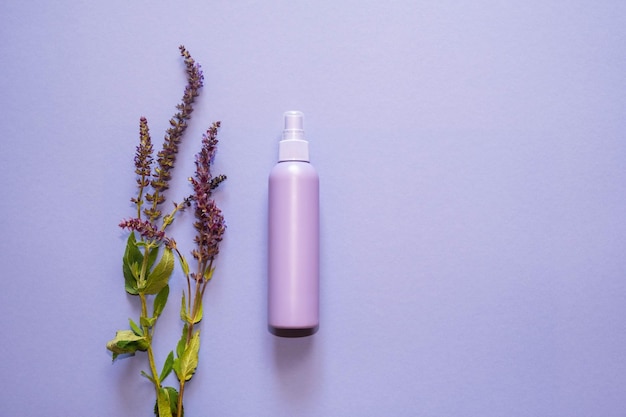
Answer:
140;292;161;396
177;282;201;417
177;379;186;417
177;259;213;417
136;175;146;219
139;245;162;406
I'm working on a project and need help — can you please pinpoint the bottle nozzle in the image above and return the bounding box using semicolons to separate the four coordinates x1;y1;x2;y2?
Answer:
279;111;309;162
283;111;305;141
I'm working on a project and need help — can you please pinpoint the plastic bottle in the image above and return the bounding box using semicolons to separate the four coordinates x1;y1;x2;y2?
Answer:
268;111;320;337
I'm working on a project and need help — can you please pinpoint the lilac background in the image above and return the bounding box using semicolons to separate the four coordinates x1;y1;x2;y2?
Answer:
1;1;625;416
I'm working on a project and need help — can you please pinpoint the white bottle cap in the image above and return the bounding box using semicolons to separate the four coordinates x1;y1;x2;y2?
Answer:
279;111;309;162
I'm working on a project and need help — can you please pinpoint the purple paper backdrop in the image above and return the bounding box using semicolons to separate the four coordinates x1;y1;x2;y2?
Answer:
1;1;625;416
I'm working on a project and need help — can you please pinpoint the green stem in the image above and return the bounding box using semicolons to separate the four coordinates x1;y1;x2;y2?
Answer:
139;244;162;406
177;260;212;417
136;175;146;219
140;293;161;395
177;379;186;417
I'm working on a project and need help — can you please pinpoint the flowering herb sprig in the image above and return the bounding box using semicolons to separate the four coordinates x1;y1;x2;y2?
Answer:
106;46;226;417
173;122;226;417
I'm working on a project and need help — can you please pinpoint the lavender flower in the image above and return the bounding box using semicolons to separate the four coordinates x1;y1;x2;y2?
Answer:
119;217;175;249
189;122;226;267
145;45;204;222
130;117;153;217
135;117;153;178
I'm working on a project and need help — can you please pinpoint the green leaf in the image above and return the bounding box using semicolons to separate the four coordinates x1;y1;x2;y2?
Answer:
129;318;143;336
192;301;203;324
122;233;142;295
157;388;173;417
160;351;175;383
180;292;190;323
176;324;188;359
123;262;139;295
143;248;174;295
203;267;214;282
124;233;144;265
180;292;202;324
140;316;156;328
153;285;170;319
130;262;142;280
106;329;148;360
140;370;156;384
162;387;180;417
178;255;190;277
173;330;200;382
146;245;159;271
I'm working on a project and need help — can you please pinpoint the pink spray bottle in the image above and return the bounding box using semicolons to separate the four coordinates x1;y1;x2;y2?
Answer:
268;111;320;337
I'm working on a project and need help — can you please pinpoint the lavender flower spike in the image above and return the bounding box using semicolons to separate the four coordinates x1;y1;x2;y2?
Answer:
130;117;153;217
189;122;226;265
119;217;175;248
145;45;204;222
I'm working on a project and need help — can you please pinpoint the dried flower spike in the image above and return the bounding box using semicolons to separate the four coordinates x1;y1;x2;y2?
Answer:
145;45;204;222
119;217;173;247
131;117;154;218
189;122;226;265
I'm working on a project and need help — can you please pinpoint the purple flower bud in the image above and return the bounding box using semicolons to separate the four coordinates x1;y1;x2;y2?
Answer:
119;218;173;247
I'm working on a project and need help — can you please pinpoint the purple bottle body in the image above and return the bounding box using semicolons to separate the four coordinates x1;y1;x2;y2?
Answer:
268;112;319;337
